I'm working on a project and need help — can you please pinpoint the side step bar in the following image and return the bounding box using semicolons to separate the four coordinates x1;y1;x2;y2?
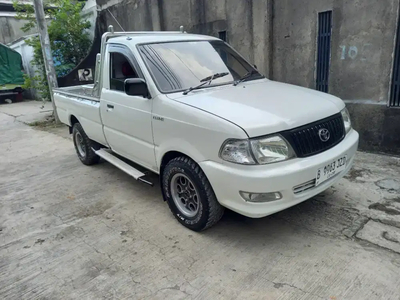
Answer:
94;149;153;186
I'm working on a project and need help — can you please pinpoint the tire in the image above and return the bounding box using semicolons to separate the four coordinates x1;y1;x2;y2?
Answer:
162;156;224;231
72;123;100;165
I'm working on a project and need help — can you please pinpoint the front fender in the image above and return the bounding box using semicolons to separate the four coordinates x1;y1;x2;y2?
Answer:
156;138;206;170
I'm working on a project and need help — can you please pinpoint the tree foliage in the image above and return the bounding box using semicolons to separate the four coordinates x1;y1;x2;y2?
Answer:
13;0;91;100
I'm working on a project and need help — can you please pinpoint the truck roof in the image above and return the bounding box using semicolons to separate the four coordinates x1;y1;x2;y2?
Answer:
107;33;220;45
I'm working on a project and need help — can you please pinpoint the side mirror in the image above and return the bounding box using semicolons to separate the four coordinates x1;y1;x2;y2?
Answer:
254;64;258;69
124;78;150;98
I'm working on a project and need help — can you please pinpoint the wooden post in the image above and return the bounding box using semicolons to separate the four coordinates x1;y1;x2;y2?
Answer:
32;0;60;123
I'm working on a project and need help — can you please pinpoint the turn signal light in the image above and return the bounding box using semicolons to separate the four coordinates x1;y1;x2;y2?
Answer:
239;191;282;203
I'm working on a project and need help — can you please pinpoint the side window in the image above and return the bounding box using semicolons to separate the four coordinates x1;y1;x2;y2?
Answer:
110;52;139;92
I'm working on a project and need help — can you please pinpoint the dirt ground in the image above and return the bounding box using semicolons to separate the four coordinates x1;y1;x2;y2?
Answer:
1;101;400;300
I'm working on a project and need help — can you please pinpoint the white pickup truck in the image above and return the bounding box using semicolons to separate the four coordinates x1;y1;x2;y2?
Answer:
54;28;359;231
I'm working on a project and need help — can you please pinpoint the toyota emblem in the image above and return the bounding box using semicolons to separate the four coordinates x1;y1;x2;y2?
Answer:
318;128;330;142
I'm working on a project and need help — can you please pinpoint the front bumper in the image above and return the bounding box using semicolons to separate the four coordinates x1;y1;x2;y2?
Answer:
200;129;359;218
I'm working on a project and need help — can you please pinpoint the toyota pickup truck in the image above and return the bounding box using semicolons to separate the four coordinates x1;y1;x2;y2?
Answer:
54;28;359;231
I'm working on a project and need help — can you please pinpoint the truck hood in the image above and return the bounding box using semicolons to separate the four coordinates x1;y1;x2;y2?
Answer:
167;79;345;137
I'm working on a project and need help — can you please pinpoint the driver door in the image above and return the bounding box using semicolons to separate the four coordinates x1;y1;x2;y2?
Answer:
100;44;157;171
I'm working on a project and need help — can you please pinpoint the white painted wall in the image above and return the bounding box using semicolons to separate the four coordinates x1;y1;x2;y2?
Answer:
81;0;97;41
8;35;38;99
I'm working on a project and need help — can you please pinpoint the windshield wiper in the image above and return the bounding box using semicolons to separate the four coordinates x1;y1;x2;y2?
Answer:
233;70;260;86
183;72;229;95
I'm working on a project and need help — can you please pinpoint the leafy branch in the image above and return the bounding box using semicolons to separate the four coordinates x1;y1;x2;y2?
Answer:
13;0;91;100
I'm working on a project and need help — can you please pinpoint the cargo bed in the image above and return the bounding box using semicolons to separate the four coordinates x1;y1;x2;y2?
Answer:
53;84;99;102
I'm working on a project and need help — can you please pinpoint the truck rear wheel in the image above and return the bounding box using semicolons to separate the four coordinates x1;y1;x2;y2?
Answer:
72;123;100;165
162;156;224;231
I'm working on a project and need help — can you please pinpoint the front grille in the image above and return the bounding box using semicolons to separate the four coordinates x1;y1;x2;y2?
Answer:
293;171;343;195
282;113;345;158
293;179;316;194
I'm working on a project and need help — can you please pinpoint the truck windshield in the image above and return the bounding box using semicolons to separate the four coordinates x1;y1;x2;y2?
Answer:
138;40;264;93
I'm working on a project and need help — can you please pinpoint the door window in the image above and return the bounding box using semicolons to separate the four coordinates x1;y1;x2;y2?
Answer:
110;52;139;92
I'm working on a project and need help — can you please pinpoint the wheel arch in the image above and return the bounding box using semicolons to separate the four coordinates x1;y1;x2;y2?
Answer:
157;138;207;173
160;151;194;175
68;114;80;134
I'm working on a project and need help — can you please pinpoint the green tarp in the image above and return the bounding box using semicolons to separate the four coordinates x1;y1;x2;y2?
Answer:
0;43;24;86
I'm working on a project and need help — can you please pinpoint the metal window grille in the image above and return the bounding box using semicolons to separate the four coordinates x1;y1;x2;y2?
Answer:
316;11;332;93
219;31;227;42
390;12;400;106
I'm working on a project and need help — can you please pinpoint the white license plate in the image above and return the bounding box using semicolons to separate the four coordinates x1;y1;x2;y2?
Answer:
315;155;347;186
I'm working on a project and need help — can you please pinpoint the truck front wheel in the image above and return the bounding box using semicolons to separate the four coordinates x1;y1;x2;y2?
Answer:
162;156;224;231
72;123;100;165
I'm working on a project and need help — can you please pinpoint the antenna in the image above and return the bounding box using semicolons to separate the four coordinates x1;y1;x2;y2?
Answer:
108;25;114;33
106;8;125;32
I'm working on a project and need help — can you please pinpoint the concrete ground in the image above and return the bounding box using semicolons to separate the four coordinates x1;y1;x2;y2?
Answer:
1;101;400;300
0;100;53;124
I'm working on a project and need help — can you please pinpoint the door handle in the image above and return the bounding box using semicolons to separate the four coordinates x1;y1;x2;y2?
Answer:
106;104;114;112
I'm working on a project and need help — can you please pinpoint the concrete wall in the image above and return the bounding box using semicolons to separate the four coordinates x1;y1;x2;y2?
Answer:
96;0;398;104
346;102;400;154
82;0;98;41
0;14;37;44
273;0;400;155
95;0;272;77
72;0;400;155
273;0;398;103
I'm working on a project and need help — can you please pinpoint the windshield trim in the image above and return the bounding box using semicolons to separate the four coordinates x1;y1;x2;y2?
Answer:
136;40;264;95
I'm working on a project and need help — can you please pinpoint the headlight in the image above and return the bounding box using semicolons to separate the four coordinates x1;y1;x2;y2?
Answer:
219;139;255;165
219;135;295;165
250;135;295;164
341;107;352;134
